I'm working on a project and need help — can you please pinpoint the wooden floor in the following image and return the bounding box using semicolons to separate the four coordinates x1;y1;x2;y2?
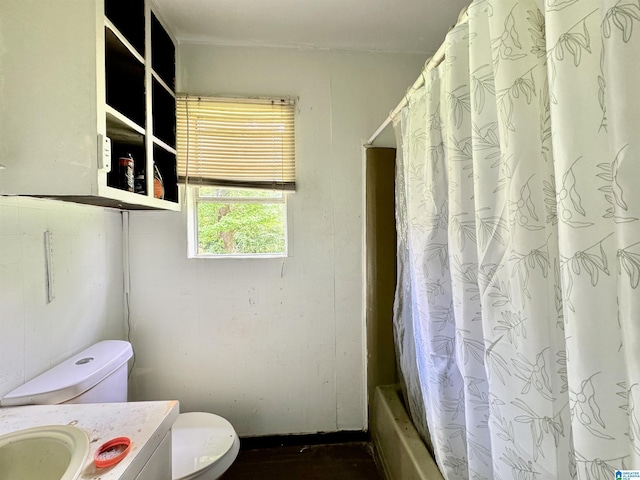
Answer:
221;442;383;480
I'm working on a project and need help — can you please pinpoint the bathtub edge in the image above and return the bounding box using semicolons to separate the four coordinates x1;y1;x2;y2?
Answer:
372;385;444;480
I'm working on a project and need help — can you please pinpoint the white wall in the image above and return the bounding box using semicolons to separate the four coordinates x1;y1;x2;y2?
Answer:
0;196;125;398
127;44;424;436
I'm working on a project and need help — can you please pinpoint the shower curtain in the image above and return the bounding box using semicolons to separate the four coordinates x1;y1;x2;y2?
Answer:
393;0;640;478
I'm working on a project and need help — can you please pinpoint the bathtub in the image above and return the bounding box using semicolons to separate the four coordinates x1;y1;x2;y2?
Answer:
372;385;444;480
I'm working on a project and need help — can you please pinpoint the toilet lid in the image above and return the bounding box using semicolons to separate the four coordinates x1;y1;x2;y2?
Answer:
172;412;238;480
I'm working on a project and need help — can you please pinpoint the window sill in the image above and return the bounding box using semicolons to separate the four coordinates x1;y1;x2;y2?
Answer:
188;253;289;260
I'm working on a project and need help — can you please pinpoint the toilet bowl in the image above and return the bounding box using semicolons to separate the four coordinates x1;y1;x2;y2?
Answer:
0;340;239;480
172;412;240;480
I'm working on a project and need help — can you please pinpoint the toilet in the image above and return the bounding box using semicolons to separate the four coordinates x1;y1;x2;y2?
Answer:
0;340;239;480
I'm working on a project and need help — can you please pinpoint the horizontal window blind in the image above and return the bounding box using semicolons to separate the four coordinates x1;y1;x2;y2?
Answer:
177;96;296;191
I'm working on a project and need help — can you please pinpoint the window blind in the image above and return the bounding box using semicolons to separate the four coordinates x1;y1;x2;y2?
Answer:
177;96;296;191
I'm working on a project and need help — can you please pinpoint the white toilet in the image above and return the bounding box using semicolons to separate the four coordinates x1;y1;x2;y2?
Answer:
0;340;239;480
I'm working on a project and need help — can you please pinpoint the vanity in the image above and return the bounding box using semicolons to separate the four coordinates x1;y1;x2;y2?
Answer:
0;400;179;480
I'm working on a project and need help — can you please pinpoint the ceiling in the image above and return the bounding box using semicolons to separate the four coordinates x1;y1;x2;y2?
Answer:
153;0;470;54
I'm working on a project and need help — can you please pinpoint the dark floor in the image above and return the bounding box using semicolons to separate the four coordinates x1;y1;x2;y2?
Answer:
221;442;383;480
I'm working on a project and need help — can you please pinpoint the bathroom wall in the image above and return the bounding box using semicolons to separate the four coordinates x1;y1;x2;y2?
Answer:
127;45;424;436
0;196;125;398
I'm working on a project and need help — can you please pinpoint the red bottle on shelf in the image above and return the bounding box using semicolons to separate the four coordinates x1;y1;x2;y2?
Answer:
118;153;134;192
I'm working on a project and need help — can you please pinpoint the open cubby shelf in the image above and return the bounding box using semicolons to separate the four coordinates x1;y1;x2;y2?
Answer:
153;79;176;149
151;13;175;91
107;138;147;194
105;27;145;128
105;0;145;57
103;2;177;204
154;144;178;203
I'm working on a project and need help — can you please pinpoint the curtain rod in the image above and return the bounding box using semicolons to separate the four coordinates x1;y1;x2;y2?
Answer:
365;5;470;146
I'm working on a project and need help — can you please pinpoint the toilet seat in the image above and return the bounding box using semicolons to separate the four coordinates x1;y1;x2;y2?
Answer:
172;412;240;480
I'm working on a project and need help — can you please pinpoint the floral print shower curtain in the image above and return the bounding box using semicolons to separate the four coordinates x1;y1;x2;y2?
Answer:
393;0;640;478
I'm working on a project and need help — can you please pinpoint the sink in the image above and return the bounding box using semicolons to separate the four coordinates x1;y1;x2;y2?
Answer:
0;425;89;480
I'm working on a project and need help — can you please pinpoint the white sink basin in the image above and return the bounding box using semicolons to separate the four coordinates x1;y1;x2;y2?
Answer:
0;425;89;480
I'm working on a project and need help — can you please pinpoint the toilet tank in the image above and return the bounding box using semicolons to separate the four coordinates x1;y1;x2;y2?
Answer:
0;340;133;407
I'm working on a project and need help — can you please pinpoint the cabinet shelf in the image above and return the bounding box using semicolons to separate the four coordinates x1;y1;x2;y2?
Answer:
151;12;175;91
100;185;179;210
152;78;176;149
105;1;178;207
105;20;144;65
153;145;178;203
105;0;145;57
152;136;177;155
105;27;145;128
152;71;175;98
106;106;145;139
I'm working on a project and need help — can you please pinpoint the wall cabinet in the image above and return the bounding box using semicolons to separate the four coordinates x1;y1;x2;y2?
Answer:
0;0;179;211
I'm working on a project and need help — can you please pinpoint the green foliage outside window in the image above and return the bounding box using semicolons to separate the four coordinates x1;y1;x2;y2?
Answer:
196;188;286;255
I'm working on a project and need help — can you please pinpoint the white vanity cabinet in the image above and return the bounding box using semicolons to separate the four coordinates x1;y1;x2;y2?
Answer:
0;0;179;211
134;431;172;480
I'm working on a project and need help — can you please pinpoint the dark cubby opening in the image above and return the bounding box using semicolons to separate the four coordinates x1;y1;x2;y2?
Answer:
107;138;146;194
106;28;145;127
152;79;176;148
153;144;178;203
151;13;175;91
105;0;145;56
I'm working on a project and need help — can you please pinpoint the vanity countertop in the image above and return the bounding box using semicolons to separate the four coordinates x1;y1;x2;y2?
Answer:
0;400;179;480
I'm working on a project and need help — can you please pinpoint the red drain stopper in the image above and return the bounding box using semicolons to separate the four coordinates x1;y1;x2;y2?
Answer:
94;437;132;468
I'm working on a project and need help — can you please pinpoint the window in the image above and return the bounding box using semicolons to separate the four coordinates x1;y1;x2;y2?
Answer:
177;96;295;258
188;187;289;257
